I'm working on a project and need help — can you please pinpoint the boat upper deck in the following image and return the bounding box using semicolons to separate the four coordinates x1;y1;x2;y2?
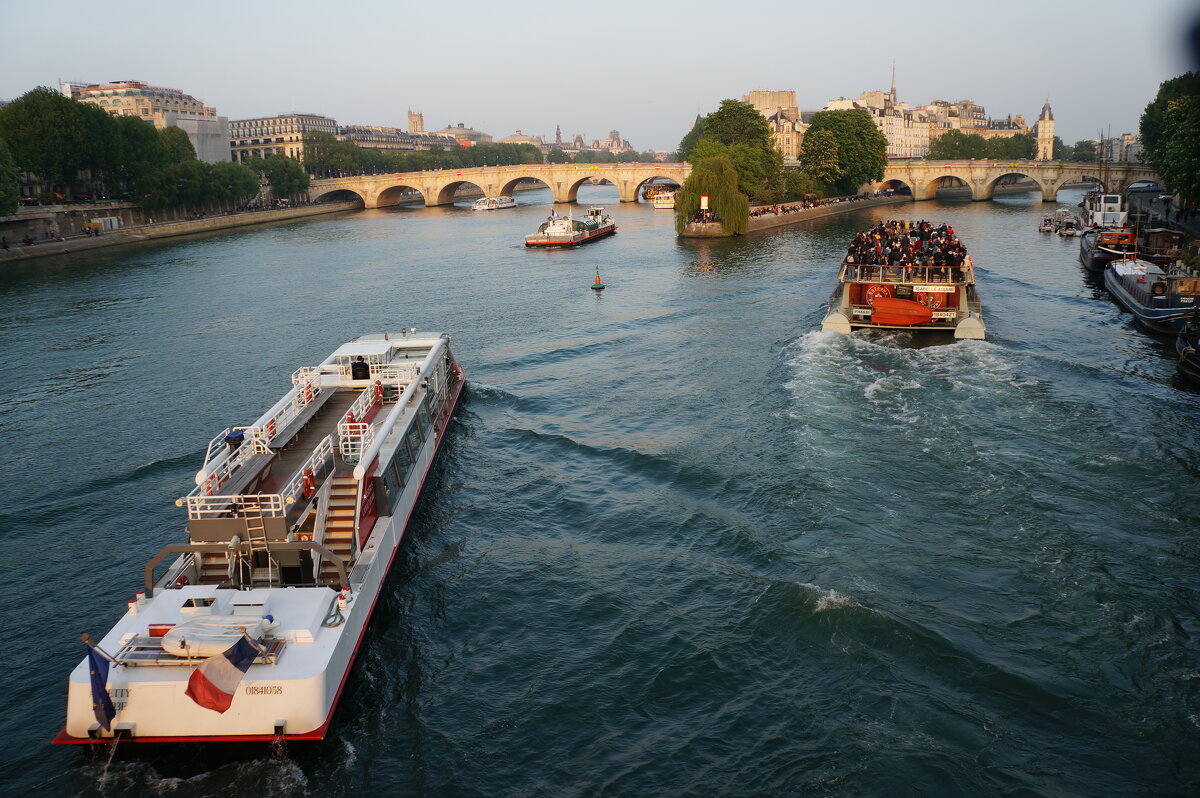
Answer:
837;257;976;286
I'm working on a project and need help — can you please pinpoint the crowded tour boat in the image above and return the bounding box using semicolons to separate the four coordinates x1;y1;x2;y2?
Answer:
56;332;464;744
822;220;986;340
472;196;517;211
1103;257;1200;334
525;207;616;247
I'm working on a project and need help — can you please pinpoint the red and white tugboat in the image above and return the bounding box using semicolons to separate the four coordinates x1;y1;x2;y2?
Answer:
56;332;464;744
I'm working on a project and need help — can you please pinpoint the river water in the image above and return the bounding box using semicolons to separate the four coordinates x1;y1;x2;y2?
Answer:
1;186;1197;796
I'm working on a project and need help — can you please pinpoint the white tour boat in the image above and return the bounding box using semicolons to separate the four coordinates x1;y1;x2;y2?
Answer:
652;191;676;210
472;196;517;211
56;332;464;744
524;207;616;247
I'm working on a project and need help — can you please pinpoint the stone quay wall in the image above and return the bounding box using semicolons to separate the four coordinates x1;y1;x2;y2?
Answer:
0;201;360;263
680;195;911;238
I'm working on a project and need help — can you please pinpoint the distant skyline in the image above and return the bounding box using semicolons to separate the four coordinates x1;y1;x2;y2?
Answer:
1;0;1196;153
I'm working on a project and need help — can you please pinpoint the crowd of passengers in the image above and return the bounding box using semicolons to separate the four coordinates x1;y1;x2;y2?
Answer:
845;220;969;276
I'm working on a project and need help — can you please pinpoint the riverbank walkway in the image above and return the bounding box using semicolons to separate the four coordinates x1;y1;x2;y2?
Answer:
0;202;360;263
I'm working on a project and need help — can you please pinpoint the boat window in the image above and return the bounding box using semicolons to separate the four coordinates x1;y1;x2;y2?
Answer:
417;394;433;433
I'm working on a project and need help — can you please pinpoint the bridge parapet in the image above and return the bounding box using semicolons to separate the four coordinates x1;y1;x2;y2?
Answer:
310;162;692;208
878;160;1160;202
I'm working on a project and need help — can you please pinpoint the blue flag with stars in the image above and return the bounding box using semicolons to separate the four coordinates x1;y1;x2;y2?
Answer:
86;645;116;732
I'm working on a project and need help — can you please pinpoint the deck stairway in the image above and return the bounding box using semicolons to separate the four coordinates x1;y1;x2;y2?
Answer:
320;474;358;585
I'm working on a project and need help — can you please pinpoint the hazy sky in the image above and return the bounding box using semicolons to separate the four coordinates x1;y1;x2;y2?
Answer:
1;0;1195;151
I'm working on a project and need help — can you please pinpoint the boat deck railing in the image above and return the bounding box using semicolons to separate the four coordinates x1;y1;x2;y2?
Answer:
840;260;975;286
112;634;285;667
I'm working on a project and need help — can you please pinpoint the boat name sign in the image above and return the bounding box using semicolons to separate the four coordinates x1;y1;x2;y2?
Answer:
912;285;955;293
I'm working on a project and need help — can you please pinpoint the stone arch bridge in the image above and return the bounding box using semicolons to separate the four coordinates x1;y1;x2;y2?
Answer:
310;163;692;208
877;160;1160;202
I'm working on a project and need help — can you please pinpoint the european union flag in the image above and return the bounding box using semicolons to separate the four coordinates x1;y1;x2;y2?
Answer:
86;645;116;732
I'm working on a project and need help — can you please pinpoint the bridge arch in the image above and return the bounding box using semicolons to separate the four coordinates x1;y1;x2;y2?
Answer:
634;174;683;201
373;183;430;208
980;171;1052;202
310;187;367;207
879;178;914;196
564;174;619;204
498;176;552;199
430;179;487;206
920;171;979;201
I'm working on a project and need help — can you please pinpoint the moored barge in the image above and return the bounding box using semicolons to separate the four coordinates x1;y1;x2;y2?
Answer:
525;207;616;247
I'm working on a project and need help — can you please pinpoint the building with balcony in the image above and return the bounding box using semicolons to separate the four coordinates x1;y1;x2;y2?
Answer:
229;114;339;163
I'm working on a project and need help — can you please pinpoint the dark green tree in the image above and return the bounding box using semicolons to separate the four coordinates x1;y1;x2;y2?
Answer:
212;161;261;210
257;153;310;199
803;109;887;194
677;115;705;160
1140;72;1200;202
799;129;840;186
683;100;782;201
159;126;197;165
1070;139;1097;161
674;154;749;235
0;138;19;214
1052;136;1072;160
0;86;97;194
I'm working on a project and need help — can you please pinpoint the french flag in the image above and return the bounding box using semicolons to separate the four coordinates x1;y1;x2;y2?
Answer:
184;636;260;713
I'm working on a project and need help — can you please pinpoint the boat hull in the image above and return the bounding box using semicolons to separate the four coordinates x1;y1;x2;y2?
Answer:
525;225;616;247
1178;326;1200;381
1103;265;1192;335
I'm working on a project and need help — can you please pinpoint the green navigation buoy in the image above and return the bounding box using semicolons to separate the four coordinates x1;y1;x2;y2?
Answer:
591;266;605;291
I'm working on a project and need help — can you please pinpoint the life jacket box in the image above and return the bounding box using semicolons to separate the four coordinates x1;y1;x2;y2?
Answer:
148;623;175;637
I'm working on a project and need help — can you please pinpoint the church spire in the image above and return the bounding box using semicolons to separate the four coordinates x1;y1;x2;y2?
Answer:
890;62;896;101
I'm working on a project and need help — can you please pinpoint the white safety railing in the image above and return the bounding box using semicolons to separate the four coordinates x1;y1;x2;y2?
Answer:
190;435;272;498
180;492;286;520
290;366;327;386
280;434;337;506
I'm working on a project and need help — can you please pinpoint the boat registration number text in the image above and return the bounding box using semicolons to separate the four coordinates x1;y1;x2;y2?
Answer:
244;684;284;695
931;311;958;319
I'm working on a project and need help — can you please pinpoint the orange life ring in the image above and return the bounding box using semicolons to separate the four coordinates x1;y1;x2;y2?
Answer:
266;418;277;439
373;380;383;403
303;383;314;403
345;411;356;426
203;476;215;496
302;468;316;499
174;574;190;587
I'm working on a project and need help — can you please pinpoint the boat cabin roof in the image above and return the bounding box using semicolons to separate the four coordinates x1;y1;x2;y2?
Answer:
331;340;394;359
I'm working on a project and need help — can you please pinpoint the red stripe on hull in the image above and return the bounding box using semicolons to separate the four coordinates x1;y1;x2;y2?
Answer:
52;369;468;746
524;227;616;247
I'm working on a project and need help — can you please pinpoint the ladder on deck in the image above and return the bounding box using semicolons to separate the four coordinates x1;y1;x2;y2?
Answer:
319;475;357;584
243;501;277;585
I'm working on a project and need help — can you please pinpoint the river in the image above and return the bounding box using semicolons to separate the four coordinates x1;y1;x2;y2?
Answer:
1;186;1197;796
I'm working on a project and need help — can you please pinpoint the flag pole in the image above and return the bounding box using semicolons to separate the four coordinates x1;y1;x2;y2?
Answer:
81;633;117;662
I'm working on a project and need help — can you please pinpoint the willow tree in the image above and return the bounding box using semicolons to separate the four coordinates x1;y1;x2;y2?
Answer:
674;154;749;235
